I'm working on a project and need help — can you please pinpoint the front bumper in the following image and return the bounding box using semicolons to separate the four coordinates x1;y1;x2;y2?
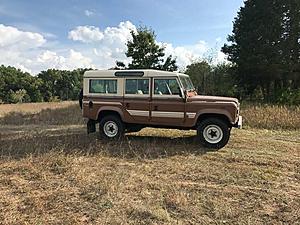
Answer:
233;116;243;129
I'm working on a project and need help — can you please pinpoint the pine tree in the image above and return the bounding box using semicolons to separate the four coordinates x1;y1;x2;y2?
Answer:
222;0;300;100
280;0;300;89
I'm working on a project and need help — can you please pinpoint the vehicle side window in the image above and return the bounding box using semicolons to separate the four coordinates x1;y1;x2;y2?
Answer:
125;79;149;95
89;79;117;94
154;78;180;96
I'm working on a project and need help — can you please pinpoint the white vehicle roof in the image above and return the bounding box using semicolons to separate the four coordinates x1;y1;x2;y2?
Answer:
84;69;189;78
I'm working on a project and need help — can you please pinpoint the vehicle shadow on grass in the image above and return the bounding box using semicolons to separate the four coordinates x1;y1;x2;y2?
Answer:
0;128;210;160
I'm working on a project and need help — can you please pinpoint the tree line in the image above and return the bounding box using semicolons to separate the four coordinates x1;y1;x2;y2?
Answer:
0;0;299;105
0;66;89;104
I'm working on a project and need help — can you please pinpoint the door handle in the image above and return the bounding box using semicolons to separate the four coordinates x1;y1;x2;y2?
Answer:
154;106;158;111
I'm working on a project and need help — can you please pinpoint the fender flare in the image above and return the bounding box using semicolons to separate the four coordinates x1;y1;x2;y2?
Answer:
193;109;234;126
96;106;125;121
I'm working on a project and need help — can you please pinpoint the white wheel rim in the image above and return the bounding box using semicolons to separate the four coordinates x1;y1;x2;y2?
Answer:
203;125;223;144
103;121;118;138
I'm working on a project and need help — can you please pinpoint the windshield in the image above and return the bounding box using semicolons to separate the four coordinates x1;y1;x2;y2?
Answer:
179;76;195;91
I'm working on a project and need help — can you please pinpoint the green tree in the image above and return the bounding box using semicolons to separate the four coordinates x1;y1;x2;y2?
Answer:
222;0;300;102
0;65;88;103
211;63;238;97
8;89;27;103
185;61;237;97
0;65;42;103
37;69;62;101
185;61;211;94
280;0;300;90
37;68;88;101
117;26;178;71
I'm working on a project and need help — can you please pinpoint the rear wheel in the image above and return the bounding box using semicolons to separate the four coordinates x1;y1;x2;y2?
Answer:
197;118;230;149
99;115;124;139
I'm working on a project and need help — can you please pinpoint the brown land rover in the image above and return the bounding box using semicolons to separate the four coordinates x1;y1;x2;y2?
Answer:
80;69;242;149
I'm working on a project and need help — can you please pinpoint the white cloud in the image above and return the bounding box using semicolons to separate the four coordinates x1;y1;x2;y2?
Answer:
0;24;45;49
37;49;94;71
101;21;136;45
68;21;137;68
0;21;226;74
0;24;94;74
37;50;64;65
68;26;104;43
99;21;137;59
84;10;94;17
0;24;47;73
161;41;211;68
215;51;228;64
68;21;136;47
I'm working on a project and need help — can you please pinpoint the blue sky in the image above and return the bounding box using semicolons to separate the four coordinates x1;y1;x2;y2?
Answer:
0;0;244;74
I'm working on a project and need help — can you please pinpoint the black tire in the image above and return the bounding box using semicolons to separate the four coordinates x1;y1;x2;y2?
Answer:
99;115;124;140
197;118;230;149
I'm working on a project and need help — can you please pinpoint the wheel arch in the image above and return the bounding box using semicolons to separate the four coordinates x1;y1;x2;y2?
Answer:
195;113;232;127
97;107;124;122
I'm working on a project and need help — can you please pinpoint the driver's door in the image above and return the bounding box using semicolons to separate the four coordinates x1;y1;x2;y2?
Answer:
150;77;185;125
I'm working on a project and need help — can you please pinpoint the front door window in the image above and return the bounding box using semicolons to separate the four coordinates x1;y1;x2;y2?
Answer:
154;78;181;96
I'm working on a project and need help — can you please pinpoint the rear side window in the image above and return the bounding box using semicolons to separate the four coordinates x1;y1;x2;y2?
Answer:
125;79;149;95
154;78;180;96
89;79;117;94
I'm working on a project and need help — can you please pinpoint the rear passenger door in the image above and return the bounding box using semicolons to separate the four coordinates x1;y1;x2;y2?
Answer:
123;78;151;123
150;77;185;125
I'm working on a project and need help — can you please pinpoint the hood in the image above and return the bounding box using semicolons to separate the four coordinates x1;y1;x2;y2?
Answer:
189;95;239;105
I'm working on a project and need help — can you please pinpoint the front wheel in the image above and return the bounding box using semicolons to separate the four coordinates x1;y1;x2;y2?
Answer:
99;115;124;140
197;118;230;149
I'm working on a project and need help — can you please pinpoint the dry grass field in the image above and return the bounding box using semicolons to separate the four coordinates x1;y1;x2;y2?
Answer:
0;102;299;225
